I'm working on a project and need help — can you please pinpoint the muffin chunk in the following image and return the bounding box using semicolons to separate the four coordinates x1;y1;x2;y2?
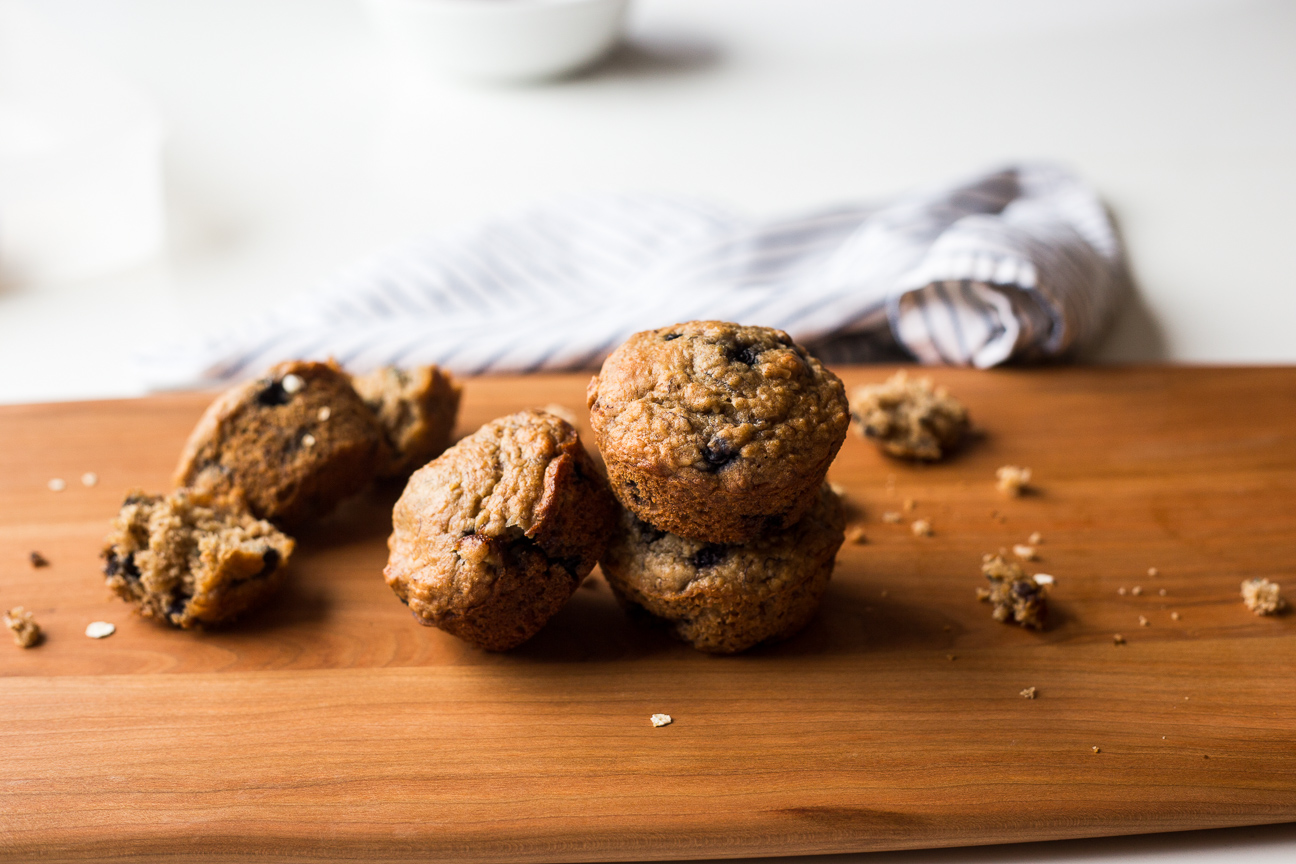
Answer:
849;371;969;461
103;489;295;628
385;410;617;651
351;364;462;478
976;554;1048;629
601;484;845;653
588;321;850;545
175;360;387;526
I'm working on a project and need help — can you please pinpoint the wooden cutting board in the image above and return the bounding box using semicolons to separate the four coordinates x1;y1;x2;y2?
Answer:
2;367;1295;863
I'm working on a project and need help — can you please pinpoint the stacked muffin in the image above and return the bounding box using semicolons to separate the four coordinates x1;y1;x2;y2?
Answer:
588;321;851;653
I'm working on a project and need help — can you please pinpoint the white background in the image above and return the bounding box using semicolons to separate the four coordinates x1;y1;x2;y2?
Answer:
1;0;1294;404
1;1;1294;860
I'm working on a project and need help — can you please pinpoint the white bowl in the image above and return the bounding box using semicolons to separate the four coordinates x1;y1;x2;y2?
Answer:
363;0;630;84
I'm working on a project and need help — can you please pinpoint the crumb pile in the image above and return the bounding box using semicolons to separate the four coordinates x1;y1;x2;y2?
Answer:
849;371;969;461
977;554;1049;629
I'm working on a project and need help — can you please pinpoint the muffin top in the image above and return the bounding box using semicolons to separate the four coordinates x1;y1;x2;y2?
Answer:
385;410;616;620
587;321;850;486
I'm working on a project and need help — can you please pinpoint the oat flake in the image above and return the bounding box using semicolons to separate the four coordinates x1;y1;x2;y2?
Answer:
85;621;116;639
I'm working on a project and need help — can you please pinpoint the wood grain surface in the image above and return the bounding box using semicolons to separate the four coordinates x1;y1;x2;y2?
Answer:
2;367;1295;863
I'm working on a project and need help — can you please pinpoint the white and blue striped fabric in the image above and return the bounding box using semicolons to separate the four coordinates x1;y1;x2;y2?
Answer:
137;163;1126;388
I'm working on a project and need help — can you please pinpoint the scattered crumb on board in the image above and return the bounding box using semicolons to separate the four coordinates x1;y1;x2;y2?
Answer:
29;551;49;568
1028;532;1043;545
882;511;903;524
996;465;1031;496
81;472;98;487
4;607;41;648
1113;634;1126;645
1020;687;1037;699
1241;578;1285;615
47;478;65;492
1092;746;1101;754
911;519;933;537
845;525;867;544
650;714;673;728
1148;567;1159;577
1139;615;1150;627
1171;612;1181;621
85;621;116;639
1012;544;1037;561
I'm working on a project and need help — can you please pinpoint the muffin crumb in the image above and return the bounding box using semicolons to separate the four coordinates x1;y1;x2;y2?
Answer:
81;472;99;487
911;519;933;537
1132;586;1143;596
1113;633;1126;645
4;607;41;648
996;465;1031;496
882;511;903;524
1028;532;1043;545
1171;612;1181;621
845;525;867;545
1020;687;1037;699
650;713;673;728
1241;578;1285;615
1148;567;1159;577
1138;615;1150;627
849;371;969;460
978;554;1047;629
47;478;66;492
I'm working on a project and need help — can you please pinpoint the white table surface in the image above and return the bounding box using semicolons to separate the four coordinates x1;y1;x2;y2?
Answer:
2;1;1293;861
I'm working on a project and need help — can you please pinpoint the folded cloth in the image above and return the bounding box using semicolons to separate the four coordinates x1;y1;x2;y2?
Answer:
137;162;1126;388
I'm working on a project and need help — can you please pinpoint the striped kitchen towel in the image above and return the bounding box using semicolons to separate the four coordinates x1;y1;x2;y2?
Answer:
136;162;1126;388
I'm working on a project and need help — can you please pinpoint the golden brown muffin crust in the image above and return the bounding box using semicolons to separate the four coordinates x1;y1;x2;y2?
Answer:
587;321;850;544
384;410;617;651
600;484;846;653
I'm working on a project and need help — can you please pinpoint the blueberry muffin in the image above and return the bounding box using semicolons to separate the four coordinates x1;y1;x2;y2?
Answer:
600;484;845;653
175;360;388;526
587;321;850;545
384;410;617;651
849;371;969;461
351;364;462;479
103;489;295;629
